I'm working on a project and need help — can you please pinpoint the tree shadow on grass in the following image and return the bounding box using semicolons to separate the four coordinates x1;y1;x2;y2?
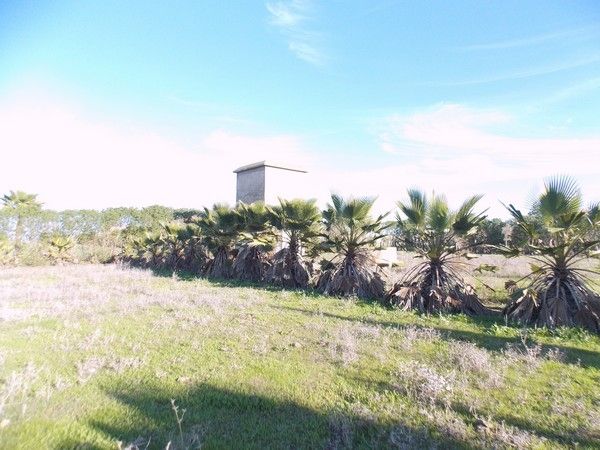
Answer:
61;381;481;450
267;305;600;370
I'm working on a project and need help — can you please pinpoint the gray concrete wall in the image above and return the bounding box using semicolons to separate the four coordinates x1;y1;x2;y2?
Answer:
236;166;265;204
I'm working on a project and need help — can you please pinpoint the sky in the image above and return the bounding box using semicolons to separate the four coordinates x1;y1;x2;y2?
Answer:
1;0;599;218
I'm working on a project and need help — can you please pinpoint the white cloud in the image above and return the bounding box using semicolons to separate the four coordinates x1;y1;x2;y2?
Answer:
369;104;600;217
0;91;317;210
378;104;599;164
266;0;325;65
2;91;598;220
266;0;305;27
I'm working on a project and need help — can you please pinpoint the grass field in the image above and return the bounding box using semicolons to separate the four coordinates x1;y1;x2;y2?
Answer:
1;262;599;449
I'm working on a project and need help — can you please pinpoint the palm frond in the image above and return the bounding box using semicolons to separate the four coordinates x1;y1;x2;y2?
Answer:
427;195;450;232
453;194;486;235
456;194;482;218
397;188;427;228
587;202;600;226
1;190;42;212
270;198;321;235
538;175;582;225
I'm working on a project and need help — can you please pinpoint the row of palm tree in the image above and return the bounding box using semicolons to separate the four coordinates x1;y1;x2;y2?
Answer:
125;196;391;292
121;176;600;333
124;222;206;274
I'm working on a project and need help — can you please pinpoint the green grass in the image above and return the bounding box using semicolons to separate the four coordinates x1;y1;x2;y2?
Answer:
0;264;599;449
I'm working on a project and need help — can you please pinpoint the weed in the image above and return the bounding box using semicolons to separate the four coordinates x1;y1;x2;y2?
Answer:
394;361;456;407
329;326;358;366
170;399;186;447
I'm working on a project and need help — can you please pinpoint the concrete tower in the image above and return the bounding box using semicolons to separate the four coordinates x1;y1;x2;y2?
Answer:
234;161;308;204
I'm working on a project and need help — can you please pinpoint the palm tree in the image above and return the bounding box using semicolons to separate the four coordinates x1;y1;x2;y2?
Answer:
159;222;201;273
233;202;276;282
45;233;74;264
181;222;209;274
386;190;488;315
1;190;42;253
500;176;600;332
126;230;164;269
196;204;242;279
316;195;390;299
266;198;321;288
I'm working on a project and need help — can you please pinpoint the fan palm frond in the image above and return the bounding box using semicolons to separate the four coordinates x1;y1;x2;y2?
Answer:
1;191;42;211
427;194;450;233
453;194;486;235
398;189;427;228
537;175;582;227
586;203;600;228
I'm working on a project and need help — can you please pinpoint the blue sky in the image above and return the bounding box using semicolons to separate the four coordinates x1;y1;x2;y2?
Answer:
1;1;599;217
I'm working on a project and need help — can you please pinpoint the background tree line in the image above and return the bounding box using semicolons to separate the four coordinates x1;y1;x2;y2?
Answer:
0;191;202;265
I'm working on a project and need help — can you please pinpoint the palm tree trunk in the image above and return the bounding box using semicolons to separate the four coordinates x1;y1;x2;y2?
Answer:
286;235;299;282
209;247;231;279
14;213;23;254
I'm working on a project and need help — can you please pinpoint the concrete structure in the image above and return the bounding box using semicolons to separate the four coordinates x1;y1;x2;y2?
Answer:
375;246;400;268
233;161;307;204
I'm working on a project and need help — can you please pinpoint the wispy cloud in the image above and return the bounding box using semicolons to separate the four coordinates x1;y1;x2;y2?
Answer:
266;0;305;27
430;54;600;86
266;0;326;65
543;77;600;104
458;26;599;51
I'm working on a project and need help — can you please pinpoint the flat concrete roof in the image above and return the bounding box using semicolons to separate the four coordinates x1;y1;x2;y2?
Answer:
233;160;308;174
